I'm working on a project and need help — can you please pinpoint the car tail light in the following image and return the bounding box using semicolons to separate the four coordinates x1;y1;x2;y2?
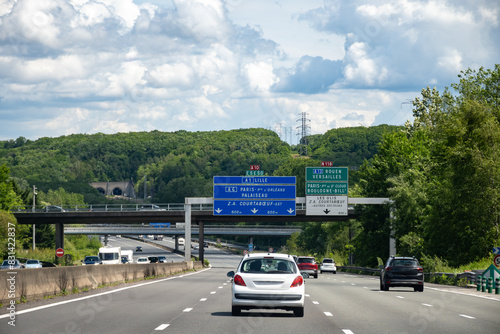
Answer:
234;274;246;287
417;267;423;272
385;267;392;271
290;275;303;288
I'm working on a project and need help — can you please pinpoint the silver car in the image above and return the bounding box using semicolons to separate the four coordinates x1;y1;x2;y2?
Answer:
25;259;43;269
227;253;305;317
1;259;24;269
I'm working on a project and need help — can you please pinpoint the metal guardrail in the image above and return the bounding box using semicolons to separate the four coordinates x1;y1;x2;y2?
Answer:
12;202;308;213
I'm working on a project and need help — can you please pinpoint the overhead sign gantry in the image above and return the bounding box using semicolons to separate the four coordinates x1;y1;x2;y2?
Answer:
213;176;296;216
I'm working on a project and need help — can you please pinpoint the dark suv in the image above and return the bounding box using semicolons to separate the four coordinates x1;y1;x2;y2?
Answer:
380;256;424;292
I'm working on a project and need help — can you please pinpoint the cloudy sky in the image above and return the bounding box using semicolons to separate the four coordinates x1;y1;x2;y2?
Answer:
0;0;498;144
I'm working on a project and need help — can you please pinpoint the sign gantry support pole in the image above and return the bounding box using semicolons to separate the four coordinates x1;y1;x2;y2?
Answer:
184;200;192;262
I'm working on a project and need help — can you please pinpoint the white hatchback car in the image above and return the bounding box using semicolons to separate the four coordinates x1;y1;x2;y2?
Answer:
320;258;337;274
227;253;305;317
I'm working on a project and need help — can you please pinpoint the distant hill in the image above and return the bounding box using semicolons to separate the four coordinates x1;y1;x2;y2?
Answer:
0;125;401;202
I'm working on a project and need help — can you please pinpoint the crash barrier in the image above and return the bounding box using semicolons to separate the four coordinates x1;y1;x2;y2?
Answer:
475;276;500;294
339;266;482;287
0;261;203;304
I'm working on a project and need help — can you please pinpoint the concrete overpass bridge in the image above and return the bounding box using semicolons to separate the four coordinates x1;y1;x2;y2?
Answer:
13;197;391;263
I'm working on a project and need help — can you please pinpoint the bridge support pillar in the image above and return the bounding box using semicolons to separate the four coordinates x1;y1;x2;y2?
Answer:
55;223;64;250
198;221;204;265
184;202;191;262
389;207;396;256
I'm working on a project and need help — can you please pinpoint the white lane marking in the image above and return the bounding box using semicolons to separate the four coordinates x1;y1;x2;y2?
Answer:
183;308;193;312
351;283;356;286
312;301;319;304
218;286;223;289
426;287;500;302
422;303;433;307
459;314;476;319
223;283;227;285
343;330;354;334
155;324;170;330
363;287;368;289
324;312;333;317
200;298;207;301
396;296;405;299
0;267;212;319
210;291;216;294
305;294;310;297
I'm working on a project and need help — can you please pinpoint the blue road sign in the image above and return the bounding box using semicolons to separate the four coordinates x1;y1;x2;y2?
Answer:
213;176;296;184
213;200;296;216
493;247;500;254
149;223;171;228
213;185;296;200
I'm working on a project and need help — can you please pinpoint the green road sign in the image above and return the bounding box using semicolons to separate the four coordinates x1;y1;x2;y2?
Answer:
306;167;348;182
306;182;348;195
246;170;264;176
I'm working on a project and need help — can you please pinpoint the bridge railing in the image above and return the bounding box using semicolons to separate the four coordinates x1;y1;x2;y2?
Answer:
12;203;187;213
12;202;307;213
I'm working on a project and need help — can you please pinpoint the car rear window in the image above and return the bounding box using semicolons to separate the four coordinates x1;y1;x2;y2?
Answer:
241;259;296;274
392;259;419;266
323;259;334;263
297;258;314;264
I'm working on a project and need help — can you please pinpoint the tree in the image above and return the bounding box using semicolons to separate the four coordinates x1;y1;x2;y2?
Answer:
0;164;22;210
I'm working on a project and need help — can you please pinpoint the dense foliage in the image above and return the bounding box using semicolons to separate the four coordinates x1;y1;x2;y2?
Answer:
354;65;500;267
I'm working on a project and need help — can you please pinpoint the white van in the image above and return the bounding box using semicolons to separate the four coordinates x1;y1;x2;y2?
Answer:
98;246;121;264
178;237;185;246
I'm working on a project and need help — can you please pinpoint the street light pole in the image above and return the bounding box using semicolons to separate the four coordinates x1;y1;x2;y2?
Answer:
32;185;37;250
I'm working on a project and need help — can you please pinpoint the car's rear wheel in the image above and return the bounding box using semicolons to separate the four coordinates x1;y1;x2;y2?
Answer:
414;285;424;292
380;281;389;291
314;273;318;278
231;306;241;316
293;307;304;317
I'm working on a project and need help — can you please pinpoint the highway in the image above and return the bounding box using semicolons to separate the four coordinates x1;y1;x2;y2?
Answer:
1;249;499;333
104;235;242;268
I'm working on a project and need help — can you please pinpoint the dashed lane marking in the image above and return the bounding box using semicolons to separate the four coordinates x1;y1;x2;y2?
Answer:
183;308;193;312
324;312;333;317
154;324;169;330
459;314;475;319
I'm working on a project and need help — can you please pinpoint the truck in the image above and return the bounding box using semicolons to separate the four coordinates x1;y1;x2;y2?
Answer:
98;246;122;265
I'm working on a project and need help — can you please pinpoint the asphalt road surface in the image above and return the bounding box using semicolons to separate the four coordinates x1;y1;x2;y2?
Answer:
1;265;499;333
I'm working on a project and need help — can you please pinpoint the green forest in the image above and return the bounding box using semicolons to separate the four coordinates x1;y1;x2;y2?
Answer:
1;65;499;270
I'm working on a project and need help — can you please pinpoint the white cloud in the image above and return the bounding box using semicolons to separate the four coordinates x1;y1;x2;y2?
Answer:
244;61;276;92
0;0;498;142
343;42;388;87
